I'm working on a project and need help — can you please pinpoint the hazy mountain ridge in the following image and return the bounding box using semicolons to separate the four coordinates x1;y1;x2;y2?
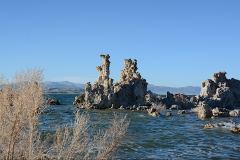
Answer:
44;81;84;94
44;81;200;95
148;84;200;95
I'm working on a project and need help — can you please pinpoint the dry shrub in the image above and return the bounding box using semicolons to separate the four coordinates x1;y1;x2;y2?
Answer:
49;112;90;159
0;69;129;160
47;113;129;160
94;114;129;160
0;69;44;160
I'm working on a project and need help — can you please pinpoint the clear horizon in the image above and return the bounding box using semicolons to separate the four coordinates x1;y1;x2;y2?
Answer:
0;0;240;87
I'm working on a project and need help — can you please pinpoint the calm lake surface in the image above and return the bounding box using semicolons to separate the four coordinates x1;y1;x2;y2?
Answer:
40;94;240;160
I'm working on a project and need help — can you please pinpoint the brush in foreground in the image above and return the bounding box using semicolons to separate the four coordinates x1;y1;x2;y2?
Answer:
0;69;129;160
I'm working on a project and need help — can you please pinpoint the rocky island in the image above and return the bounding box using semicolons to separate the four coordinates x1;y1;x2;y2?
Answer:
194;72;240;119
74;54;240;124
74;54;148;109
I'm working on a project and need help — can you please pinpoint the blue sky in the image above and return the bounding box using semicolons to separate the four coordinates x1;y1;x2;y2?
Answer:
0;0;239;87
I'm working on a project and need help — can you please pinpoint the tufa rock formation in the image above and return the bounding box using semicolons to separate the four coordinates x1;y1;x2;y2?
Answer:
195;102;213;119
74;58;240;117
148;91;195;110
74;54;148;109
112;59;148;108
211;107;229;117
147;108;160;117
199;72;240;109
229;109;240;117
192;72;240;119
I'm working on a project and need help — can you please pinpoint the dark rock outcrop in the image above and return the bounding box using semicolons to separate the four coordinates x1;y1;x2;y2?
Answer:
46;98;61;105
74;54;148;109
149;92;195;110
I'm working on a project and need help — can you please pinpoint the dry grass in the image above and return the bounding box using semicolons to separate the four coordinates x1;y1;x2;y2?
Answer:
94;114;129;160
0;69;44;160
0;69;129;160
48;113;129;160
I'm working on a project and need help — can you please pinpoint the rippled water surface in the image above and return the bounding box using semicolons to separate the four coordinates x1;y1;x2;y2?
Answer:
40;94;240;159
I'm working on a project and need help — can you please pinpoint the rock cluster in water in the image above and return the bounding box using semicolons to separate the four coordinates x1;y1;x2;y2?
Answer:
73;55;240;123
145;91;196;111
199;72;240;109
203;122;240;134
137;71;240;119
74;54;148;109
193;72;240;119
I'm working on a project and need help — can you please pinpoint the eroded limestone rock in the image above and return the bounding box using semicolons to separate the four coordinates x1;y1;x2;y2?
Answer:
204;123;215;129
147;108;160;117
211;107;229;117
199;72;240;109
229;109;240;117
200;79;217;98
231;127;240;134
151;92;195;110
195;102;212;119
74;54;148;109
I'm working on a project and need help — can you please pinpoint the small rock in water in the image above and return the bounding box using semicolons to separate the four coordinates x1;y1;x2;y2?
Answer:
110;104;114;109
177;110;187;115
46;98;61;105
132;105;136;110
119;106;124;110
147;108;160;117
204;123;215;129
196;102;212;119
170;105;179;110
203;122;240;134
165;112;172;117
231;127;240;134
229;109;240;117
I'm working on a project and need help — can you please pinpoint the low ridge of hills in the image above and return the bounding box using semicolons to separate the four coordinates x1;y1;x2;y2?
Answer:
148;84;200;95
44;81;84;94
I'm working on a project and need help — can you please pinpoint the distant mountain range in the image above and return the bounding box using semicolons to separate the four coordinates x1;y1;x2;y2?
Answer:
44;81;84;94
44;81;200;95
148;84;200;95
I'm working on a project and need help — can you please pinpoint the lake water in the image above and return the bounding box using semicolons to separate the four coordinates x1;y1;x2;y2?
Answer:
40;94;240;160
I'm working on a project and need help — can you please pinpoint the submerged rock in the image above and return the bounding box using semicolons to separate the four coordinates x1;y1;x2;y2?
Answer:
204;122;240;134
165;111;172;117
204;123;216;129
74;54;148;109
46;98;61;105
